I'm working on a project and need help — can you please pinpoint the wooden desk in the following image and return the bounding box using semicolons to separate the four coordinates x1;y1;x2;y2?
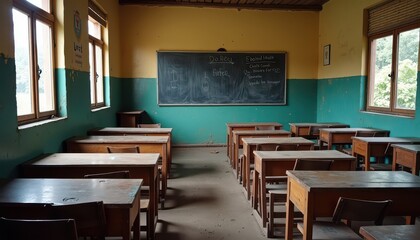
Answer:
66;135;169;202
352;137;420;171
232;129;290;170
0;178;142;240
88;127;173;176
117;110;145;127
392;144;420;175
319;128;390;150
285;171;420;240
226;123;282;161
20;153;159;239
241;137;314;200
360;225;420;240
253;150;356;228
289;122;349;139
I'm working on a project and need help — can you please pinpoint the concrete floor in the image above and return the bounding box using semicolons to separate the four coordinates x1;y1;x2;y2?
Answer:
153;147;408;240
155;147;269;240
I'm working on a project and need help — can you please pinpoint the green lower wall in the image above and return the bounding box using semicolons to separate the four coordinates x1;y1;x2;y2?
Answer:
317;74;420;137
2;51;418;178
122;78;318;144
0;56;122;177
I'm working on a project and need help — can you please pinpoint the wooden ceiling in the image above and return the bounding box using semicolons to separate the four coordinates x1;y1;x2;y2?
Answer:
119;0;330;11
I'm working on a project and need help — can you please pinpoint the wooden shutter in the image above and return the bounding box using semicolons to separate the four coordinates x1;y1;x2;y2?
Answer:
88;0;107;27
368;0;420;36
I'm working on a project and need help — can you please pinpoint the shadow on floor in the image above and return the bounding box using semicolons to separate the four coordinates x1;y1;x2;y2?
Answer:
156;219;231;240
163;186;219;210
155;219;183;240
168;162;218;179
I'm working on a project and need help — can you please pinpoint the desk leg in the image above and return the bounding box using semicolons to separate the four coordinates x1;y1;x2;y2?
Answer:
233;140;238;170
122;220;132;240
301;194;314;240
285;188;294;240
149;169;159;240
392;159;398;171
327;140;332;150
227;133;230;158
261;170;267;227
245;156;251;200
161;145;168;209
406;216;416;225
167;139;172;178
252;169;258;209
364;153;371;171
133;212;140;240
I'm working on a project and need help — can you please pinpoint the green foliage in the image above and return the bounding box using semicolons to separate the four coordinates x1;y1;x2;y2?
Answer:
372;28;419;110
396;59;417;109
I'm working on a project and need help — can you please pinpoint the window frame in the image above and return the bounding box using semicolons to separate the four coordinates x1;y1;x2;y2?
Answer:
88;14;106;109
13;0;56;124
366;22;419;117
88;30;105;108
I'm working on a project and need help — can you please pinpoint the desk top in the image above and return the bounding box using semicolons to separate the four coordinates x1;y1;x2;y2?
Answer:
232;129;290;136
88;127;172;135
67;135;169;144
254;150;355;161
359;225;420;240
242;137;314;145
353;137;420;143
226;122;282;128
289;122;349;127
0;178;142;207
286;171;420;190
319;127;388;133
24;153;159;166
117;111;144;115
391;144;420;152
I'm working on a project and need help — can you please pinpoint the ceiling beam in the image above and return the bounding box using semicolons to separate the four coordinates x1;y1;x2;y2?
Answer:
118;0;325;11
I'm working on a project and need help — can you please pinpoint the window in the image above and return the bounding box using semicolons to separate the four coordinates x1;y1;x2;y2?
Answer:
366;0;420;116
13;0;56;124
88;0;107;109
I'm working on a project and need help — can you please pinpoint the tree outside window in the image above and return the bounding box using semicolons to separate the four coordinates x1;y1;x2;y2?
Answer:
367;26;419;116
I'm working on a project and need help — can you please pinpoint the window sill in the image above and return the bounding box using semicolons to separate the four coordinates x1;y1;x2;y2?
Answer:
360;110;414;119
91;106;110;112
18;116;67;130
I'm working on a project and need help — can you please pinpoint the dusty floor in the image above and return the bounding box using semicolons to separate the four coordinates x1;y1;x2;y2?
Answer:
153;147;409;240
155;147;269;240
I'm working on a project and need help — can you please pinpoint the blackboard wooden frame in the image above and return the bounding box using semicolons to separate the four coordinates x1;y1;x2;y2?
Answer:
157;51;287;106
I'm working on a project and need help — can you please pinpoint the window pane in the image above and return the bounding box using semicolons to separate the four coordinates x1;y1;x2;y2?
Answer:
396;28;419;110
89;42;95;104
13;9;34;116
26;0;50;13
95;45;104;104
88;17;101;40
36;20;54;113
369;35;393;108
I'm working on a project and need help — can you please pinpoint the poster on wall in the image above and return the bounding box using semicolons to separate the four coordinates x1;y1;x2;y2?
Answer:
73;10;83;70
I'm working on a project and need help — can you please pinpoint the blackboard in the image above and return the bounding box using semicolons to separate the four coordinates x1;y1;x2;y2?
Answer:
157;51;287;105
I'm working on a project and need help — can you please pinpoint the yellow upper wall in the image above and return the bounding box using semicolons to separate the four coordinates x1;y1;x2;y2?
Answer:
60;0;121;76
97;0;121;77
120;6;319;79
318;0;383;79
0;0;14;58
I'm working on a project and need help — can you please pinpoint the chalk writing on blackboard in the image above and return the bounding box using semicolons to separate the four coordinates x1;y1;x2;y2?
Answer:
157;51;287;105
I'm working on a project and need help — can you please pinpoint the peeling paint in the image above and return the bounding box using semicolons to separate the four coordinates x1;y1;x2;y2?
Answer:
69;70;78;82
